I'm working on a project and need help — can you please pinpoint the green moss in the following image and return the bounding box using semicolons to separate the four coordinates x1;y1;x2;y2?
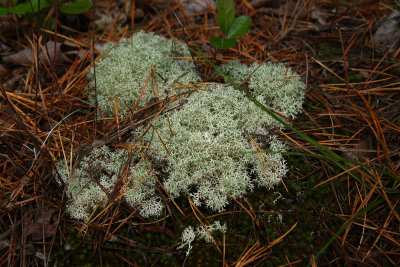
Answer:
319;42;342;60
348;73;364;83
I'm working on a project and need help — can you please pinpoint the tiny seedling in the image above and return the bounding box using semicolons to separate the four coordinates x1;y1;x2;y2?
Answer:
210;0;252;49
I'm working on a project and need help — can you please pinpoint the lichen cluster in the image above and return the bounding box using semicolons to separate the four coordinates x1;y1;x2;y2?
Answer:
56;146;161;220
146;84;289;212
87;31;201;117
178;221;227;256
219;60;305;119
58;31;306;223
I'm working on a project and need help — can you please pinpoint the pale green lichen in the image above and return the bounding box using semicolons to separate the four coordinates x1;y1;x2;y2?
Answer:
178;221;227;256
195;220;227;243
60;32;306;221
144;84;289;212
56;146;160;220
178;226;196;256
87;31;201;117
219;60;305;119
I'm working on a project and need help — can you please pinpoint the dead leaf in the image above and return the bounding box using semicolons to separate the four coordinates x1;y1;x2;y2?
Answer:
22;243;36;256
133;8;144;20
310;3;330;25
250;0;277;9
94;13;115;30
0;64;7;78
340;136;373;162
373;10;400;54
2;40;78;66
179;0;215;14
39;40;74;65
4;73;24;89
26;208;58;241
2;48;33;65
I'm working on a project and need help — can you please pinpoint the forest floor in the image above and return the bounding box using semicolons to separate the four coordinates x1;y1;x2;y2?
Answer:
0;0;399;266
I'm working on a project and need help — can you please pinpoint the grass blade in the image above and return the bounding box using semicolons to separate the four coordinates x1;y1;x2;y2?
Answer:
307;198;384;266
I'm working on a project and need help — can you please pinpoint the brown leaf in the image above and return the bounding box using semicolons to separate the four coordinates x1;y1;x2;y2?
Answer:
355;136;373;160
310;4;330;25
26;208;58;241
373;10;400;54
250;0;277;9
39;41;74;65
2;48;33;65
341;136;373;162
2;40;77;65
0;64;8;78
179;0;215;14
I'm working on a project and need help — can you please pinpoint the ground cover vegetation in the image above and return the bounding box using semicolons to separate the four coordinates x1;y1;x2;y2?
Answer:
0;0;399;266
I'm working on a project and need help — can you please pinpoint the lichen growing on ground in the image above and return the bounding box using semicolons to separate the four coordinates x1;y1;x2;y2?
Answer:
145;84;290;212
219;60;305;119
56;146;161;220
86;31;201;117
59;31;306;222
178;221;227;256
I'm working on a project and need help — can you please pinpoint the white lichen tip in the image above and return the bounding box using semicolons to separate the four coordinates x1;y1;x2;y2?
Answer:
178;221;226;256
178;226;196;256
195;221;227;243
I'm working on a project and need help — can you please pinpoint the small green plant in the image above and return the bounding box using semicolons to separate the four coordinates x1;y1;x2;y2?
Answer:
210;0;252;49
0;0;93;16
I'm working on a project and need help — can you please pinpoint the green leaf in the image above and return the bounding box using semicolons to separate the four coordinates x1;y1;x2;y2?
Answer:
216;0;235;35
59;0;93;15
227;16;252;39
210;36;236;49
0;7;11;16
0;0;52;15
0;2;31;15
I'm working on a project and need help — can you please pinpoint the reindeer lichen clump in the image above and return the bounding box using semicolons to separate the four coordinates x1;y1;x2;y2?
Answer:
87;31;201;118
58;31;305;222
